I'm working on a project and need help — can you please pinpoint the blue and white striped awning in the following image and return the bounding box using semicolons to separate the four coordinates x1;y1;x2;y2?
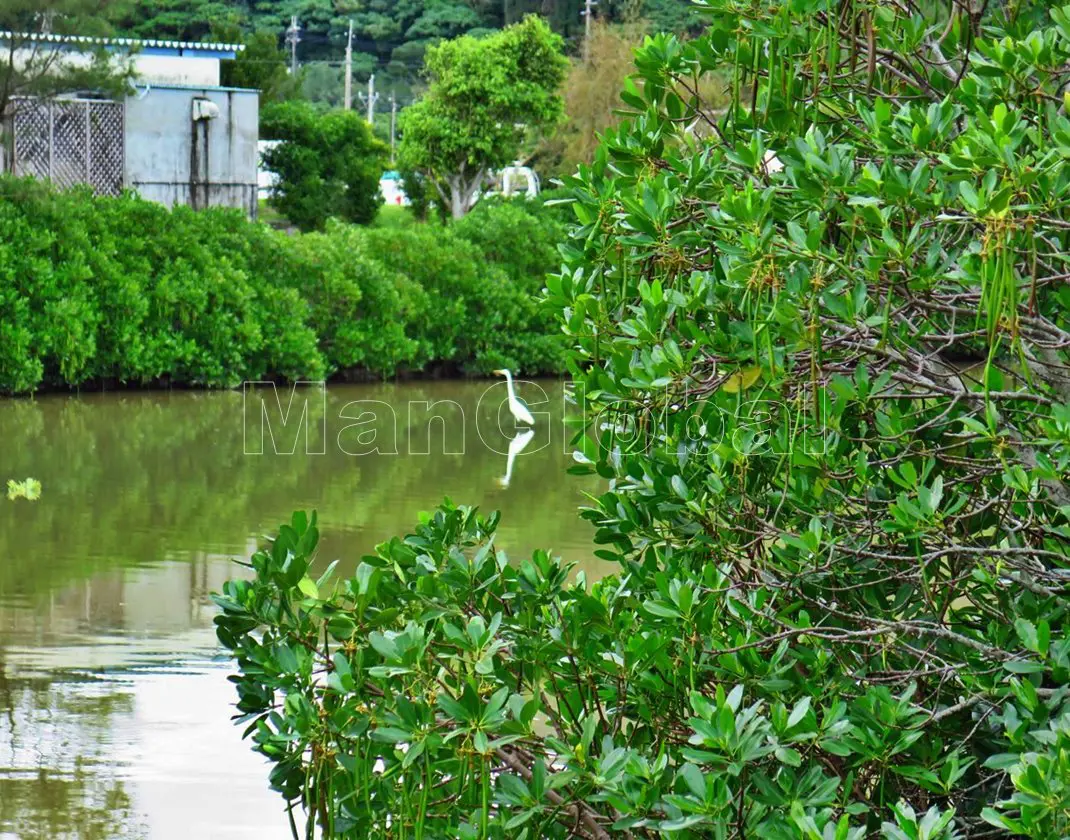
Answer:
0;31;244;57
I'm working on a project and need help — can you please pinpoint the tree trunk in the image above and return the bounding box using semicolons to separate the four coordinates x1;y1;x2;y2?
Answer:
446;169;486;219
449;181;466;219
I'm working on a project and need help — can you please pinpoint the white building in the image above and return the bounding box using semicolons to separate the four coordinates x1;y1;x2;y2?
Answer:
1;32;260;215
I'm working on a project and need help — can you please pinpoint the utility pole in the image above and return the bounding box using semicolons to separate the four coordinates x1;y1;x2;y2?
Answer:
285;16;301;76
343;20;354;111
390;92;397;159
582;0;597;62
359;74;379;126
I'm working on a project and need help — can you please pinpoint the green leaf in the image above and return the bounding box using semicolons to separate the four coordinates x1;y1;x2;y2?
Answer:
643;600;681;618
1003;660;1046;674
787;696;811;729
438;692;471;723
659;815;708;831
370;727;411;744
297;576;319;599
671;474;690;500
1013;618;1039;653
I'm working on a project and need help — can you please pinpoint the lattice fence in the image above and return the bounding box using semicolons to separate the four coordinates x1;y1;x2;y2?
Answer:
11;98;124;196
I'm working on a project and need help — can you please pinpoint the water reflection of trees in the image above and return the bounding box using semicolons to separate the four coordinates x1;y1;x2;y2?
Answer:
0;660;144;840
0;774;141;840
0;382;599;602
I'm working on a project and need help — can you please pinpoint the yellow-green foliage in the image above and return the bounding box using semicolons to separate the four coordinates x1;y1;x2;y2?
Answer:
5;477;40;501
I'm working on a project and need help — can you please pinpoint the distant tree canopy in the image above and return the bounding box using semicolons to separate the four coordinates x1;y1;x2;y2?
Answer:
109;0;703;88
110;0;241;42
0;0;135;120
398;15;568;218
104;0;705;161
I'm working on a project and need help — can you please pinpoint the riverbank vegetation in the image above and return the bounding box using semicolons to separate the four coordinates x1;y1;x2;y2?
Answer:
218;1;1070;837
0;179;567;395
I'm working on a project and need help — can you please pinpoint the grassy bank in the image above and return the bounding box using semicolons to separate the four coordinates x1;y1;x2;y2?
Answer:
0;179;568;395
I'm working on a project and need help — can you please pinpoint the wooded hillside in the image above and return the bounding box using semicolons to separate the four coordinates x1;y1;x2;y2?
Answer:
113;0;702;92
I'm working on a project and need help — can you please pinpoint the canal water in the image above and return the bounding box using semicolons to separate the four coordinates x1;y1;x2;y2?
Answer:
0;380;603;839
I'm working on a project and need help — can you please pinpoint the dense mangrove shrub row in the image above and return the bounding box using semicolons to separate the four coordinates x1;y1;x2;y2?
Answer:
220;2;1070;838
0;179;567;394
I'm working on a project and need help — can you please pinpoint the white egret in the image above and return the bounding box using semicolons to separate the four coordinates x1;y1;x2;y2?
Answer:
493;369;535;426
498;428;535;487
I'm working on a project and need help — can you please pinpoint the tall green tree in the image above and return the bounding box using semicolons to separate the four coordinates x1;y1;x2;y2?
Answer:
260;100;388;230
398;15;567;218
0;0;135;121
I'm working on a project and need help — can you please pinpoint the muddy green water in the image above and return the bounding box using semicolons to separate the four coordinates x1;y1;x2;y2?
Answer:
0;380;603;839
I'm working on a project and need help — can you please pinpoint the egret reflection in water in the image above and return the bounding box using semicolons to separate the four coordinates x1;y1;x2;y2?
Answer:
498;428;535;488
